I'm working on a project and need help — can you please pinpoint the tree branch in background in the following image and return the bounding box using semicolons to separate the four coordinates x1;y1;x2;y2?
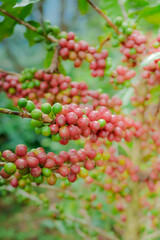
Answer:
38;0;45;25
60;0;67;31
45;45;60;73
86;0;121;35
0;7;58;44
118;0;128;20
2;40;23;72
32;182;124;226
0;108;55;124
2;185;119;240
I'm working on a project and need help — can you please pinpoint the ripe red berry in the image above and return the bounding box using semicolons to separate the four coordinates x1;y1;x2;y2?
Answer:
15;144;27;157
27;157;39;168
59;165;69;177
15;158;27;170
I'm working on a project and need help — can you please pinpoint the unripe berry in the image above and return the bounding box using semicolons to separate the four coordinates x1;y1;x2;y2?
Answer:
18;98;27;108
31;109;42;120
41;103;51;114
4;163;16;175
47;173;57;185
42;167;52;177
52;103;62;114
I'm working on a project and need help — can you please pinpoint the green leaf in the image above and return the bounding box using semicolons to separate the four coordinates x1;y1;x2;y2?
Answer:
141;52;160;68
14;0;40;7
44;50;54;68
58;62;66;75
0;0;32;41
24;20;40;46
78;0;88;14
99;0;123;19
147;85;160;105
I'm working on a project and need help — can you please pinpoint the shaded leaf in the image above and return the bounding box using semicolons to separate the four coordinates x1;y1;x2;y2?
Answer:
0;0;32;41
44;50;54;68
24;20;40;46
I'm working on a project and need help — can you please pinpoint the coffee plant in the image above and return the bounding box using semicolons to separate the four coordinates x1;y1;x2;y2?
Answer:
0;0;160;239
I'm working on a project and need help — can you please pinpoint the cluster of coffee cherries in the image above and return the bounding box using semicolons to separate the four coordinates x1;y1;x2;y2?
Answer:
108;17;147;63
0;144;103;187
120;30;147;63
110;65;136;88
59;32;109;77
142;59;160;85
0;70;122;112
18;98;143;144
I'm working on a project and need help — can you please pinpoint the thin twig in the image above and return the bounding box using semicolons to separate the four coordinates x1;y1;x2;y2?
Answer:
86;0;120;35
0;68;20;76
0;108;55;124
98;34;111;52
0;162;5;166
0;7;58;44
45;45;60;73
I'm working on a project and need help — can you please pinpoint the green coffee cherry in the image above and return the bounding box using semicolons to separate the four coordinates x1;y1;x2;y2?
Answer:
18;98;27;108
31;109;42;120
25;100;35;112
52;103;62;114
41;103;51;114
4;163;16;175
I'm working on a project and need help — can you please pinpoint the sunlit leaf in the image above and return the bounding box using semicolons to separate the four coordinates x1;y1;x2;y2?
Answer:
78;0;88;14
14;0;40;7
141;52;160;68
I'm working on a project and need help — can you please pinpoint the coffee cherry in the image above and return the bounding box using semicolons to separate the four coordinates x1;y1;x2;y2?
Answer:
78;167;88;178
70;164;80;174
52;103;62;114
52;133;61;142
35;127;42;134
4;163;16;175
0;168;11;179
37;152;47;165
47;173;57;185
27;157;39;168
41;126;51;137
31;109;42;120
15;158;27;170
114;16;123;26
42;167;52;177
33;174;44;184
41;103;51;114
59;165;69;177
31;166;42;177
10;178;18;188
68;172;77;182
15;144;27;157
19;167;30;176
98;119;106;128
25;100;35;112
18;98;27;108
18;179;26;188
31;120;43;128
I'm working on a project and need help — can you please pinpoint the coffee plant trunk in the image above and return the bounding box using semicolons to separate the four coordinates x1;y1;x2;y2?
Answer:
123;139;141;240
